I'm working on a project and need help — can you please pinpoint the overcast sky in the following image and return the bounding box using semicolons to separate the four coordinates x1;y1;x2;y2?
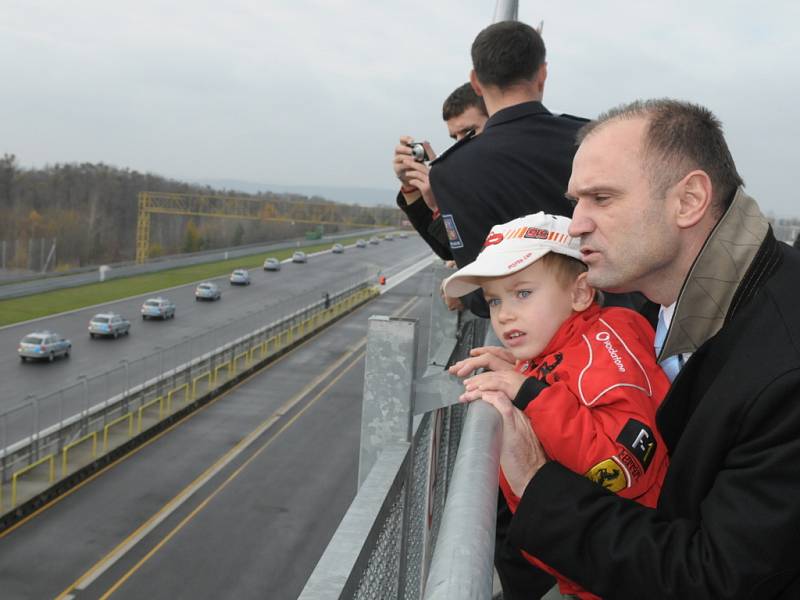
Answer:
1;1;798;216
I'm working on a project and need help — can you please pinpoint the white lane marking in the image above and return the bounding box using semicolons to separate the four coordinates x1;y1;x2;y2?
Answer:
379;252;438;294
71;341;365;592
66;283;419;595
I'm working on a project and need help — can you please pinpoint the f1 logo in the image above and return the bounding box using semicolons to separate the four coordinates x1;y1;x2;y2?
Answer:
632;428;650;452
617;419;657;471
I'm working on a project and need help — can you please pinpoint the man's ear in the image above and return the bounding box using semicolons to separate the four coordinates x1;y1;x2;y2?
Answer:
571;271;595;311
536;62;548;94
675;170;713;228
470;69;483;97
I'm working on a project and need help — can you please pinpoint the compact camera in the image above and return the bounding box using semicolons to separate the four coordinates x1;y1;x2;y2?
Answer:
407;140;434;163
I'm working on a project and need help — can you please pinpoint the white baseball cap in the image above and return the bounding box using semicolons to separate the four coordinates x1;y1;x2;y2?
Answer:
443;212;582;298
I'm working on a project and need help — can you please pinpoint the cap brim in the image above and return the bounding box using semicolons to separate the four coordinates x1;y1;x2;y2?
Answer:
443;248;552;298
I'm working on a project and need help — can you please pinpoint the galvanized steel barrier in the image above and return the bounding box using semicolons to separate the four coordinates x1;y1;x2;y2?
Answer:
304;2;520;591
300;263;501;600
0;272;379;518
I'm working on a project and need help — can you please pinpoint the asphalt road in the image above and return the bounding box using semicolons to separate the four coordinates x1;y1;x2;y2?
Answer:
0;229;394;300
0;267;435;600
1;238;432;441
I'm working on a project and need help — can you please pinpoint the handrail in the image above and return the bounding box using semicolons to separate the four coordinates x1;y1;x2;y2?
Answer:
423;401;501;600
300;263;499;599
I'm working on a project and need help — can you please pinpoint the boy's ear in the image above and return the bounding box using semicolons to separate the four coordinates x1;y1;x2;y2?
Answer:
571;272;595;311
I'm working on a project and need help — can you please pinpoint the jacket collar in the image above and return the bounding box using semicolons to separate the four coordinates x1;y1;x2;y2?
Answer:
485;101;551;130
659;188;772;359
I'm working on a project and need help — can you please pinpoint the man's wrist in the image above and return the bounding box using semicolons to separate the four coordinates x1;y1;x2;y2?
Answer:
401;186;422;204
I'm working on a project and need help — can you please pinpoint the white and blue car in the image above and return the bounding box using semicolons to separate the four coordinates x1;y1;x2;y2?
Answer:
141;297;176;320
88;312;131;339
19;331;72;362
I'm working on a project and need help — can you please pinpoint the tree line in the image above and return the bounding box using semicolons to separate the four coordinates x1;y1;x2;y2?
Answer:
0;154;400;271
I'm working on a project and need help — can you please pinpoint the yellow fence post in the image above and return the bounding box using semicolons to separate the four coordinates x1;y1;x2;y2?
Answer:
138;396;164;432
11;454;55;507
103;413;134;451
62;431;98;475
233;352;248;374
192;372;211;400
166;383;190;411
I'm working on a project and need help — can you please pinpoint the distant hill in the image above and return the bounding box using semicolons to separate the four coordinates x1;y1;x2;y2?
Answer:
192;179;398;207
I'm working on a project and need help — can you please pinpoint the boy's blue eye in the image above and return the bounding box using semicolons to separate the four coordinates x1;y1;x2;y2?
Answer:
487;297;500;308
517;290;531;299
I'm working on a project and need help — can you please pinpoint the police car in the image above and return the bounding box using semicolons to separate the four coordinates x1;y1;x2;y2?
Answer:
141;297;176;320
19;331;72;362
88;313;131;339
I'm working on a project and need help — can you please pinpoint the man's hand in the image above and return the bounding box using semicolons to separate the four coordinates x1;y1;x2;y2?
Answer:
462;390;548;498
460;369;527;403
449;345;517;377
400;157;438;211
393;136;415;185
438;278;463;311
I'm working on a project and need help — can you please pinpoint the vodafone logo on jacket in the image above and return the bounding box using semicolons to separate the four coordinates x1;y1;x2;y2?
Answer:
595;331;626;373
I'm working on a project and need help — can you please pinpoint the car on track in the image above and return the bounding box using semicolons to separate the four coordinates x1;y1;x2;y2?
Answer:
229;269;251;285
369;236;380;245
263;257;281;271
356;239;367;248
292;251;308;263
385;233;394;241
18;331;72;362
331;243;344;254
399;232;408;239
195;282;222;301
141;297;176;320
88;313;131;339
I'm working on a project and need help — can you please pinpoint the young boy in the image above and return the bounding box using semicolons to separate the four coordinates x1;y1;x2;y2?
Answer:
444;212;671;600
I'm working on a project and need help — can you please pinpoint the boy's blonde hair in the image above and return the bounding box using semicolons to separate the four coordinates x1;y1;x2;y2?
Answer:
539;252;588;288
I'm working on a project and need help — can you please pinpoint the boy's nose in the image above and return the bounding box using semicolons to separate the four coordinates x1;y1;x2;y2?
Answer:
497;305;514;323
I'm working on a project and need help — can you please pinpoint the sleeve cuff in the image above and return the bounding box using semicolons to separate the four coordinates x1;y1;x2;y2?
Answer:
513;377;548;410
508;462;613;550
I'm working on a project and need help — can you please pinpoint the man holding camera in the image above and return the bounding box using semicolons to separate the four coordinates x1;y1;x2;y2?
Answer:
393;82;489;262
428;21;583;270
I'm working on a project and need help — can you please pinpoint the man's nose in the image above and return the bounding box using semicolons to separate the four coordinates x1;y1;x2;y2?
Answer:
568;202;593;237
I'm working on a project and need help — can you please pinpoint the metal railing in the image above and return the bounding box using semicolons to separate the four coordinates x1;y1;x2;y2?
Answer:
300;263;500;599
302;1;522;593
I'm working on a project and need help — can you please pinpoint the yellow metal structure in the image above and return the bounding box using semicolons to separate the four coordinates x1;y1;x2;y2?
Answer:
12;454;55;507
135;191;400;263
103;413;134;451
62;431;98;475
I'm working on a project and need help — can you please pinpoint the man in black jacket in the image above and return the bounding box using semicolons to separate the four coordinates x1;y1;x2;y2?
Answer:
474;99;800;598
428;21;582;269
393;82;489;262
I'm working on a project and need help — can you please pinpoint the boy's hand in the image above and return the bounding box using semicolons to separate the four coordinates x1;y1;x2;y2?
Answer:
459;389;547;498
460;369;527;402
448;346;517;377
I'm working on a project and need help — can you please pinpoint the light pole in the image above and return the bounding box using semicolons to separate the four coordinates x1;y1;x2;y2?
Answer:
24;394;37;448
119;359;130;412
76;375;89;435
154;346;164;394
182;335;192;372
